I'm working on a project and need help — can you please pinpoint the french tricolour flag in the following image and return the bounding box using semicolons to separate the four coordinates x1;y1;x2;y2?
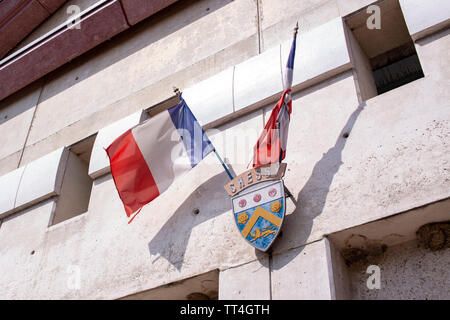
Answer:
253;26;297;167
106;96;214;222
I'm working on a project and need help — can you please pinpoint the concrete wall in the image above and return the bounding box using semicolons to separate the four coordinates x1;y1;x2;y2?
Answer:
0;0;449;299
349;240;449;300
0;82;42;175
217;199;449;300
17;0;260;167
328;197;450;300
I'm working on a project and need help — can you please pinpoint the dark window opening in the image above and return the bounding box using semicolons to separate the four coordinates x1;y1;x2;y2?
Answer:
345;0;424;100
371;42;424;94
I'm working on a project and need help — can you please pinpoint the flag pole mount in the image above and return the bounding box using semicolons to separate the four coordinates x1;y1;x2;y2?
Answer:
294;22;299;35
173;86;181;98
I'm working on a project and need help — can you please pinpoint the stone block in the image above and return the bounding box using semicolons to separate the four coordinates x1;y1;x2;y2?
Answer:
0;84;41;160
182;67;234;126
271;239;334;299
233;45;283;111
400;0;450;40
0;199;57;299
15;147;68;210
218;257;270;300
0;167;25;218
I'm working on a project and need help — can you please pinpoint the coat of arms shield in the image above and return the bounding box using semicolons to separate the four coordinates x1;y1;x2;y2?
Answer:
224;163;287;252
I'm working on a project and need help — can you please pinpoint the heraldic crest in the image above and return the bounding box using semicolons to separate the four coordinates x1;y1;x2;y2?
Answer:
224;163;287;252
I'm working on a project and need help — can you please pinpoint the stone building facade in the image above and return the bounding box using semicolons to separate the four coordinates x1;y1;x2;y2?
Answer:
0;0;449;299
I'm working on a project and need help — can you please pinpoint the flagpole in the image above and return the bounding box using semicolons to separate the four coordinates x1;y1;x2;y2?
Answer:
213;149;234;180
280;23;299;200
173;86;234;181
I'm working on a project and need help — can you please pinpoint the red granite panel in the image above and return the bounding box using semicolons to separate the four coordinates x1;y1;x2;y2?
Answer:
0;0;49;58
0;0;129;101
37;0;67;14
120;0;179;25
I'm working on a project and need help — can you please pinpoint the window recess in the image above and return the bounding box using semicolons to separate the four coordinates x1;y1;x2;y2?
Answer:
344;0;424;100
50;134;96;226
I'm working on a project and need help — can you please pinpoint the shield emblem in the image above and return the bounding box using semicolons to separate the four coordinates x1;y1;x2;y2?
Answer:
231;179;285;251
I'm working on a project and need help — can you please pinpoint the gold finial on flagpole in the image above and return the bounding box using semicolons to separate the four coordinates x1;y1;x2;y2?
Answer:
294;22;299;35
173;86;181;97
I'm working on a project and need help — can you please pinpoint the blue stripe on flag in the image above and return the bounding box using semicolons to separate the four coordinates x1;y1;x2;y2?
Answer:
168;97;214;168
286;35;296;70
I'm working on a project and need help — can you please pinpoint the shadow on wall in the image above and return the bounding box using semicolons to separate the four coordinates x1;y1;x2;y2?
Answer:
265;100;366;269
147;167;236;271
147;98;366;271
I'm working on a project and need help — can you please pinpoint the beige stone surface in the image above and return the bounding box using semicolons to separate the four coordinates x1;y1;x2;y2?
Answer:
349;240;450;299
329;198;450;252
337;0;377;17
0;84;41;162
0;151;21;176
271;239;334;299
0;166;25;218
182;67;234;125
15;147;69;210
0;200;56;299
29;207;88;299
400;0;450;40
261;0;340;50
218;258;270;300
233;45;282;111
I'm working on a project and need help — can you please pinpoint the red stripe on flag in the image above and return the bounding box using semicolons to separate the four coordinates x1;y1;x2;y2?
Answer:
106;129;160;218
253;89;291;167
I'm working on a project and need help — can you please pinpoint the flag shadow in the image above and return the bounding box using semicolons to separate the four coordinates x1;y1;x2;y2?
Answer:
148;101;365;271
147;169;234;271
265;101;366;267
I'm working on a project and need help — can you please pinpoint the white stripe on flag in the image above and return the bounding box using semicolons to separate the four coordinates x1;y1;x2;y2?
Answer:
132;111;191;193
277;102;290;152
284;68;294;90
